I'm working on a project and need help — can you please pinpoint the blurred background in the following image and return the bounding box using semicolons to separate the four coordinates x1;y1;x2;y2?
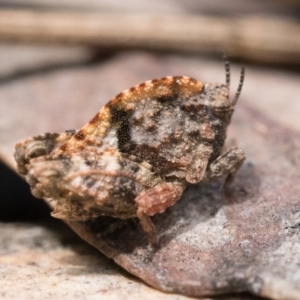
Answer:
0;1;299;299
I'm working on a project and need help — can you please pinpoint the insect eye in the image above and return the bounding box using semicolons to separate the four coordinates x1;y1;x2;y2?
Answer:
26;141;47;159
212;99;232;119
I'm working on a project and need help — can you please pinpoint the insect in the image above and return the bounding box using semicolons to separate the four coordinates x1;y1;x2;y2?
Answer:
14;56;246;245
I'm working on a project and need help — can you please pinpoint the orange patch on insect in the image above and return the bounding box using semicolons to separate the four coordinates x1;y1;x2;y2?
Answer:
59;144;68;151
54;106;112;154
82;106;111;137
89;113;100;125
110;76;204;110
74;130;85;140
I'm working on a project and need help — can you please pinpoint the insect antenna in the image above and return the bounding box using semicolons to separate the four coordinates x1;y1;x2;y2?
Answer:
232;67;245;106
223;52;231;88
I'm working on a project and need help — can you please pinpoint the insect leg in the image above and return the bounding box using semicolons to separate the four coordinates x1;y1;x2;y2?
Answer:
203;147;246;189
135;182;185;244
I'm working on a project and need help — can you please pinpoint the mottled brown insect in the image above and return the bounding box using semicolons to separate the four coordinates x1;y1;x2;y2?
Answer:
14;58;246;244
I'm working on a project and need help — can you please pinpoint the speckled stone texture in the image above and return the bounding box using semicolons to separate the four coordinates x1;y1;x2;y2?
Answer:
0;221;193;300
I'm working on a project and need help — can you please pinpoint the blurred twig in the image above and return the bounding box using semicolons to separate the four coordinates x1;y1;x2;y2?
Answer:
0;10;299;65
